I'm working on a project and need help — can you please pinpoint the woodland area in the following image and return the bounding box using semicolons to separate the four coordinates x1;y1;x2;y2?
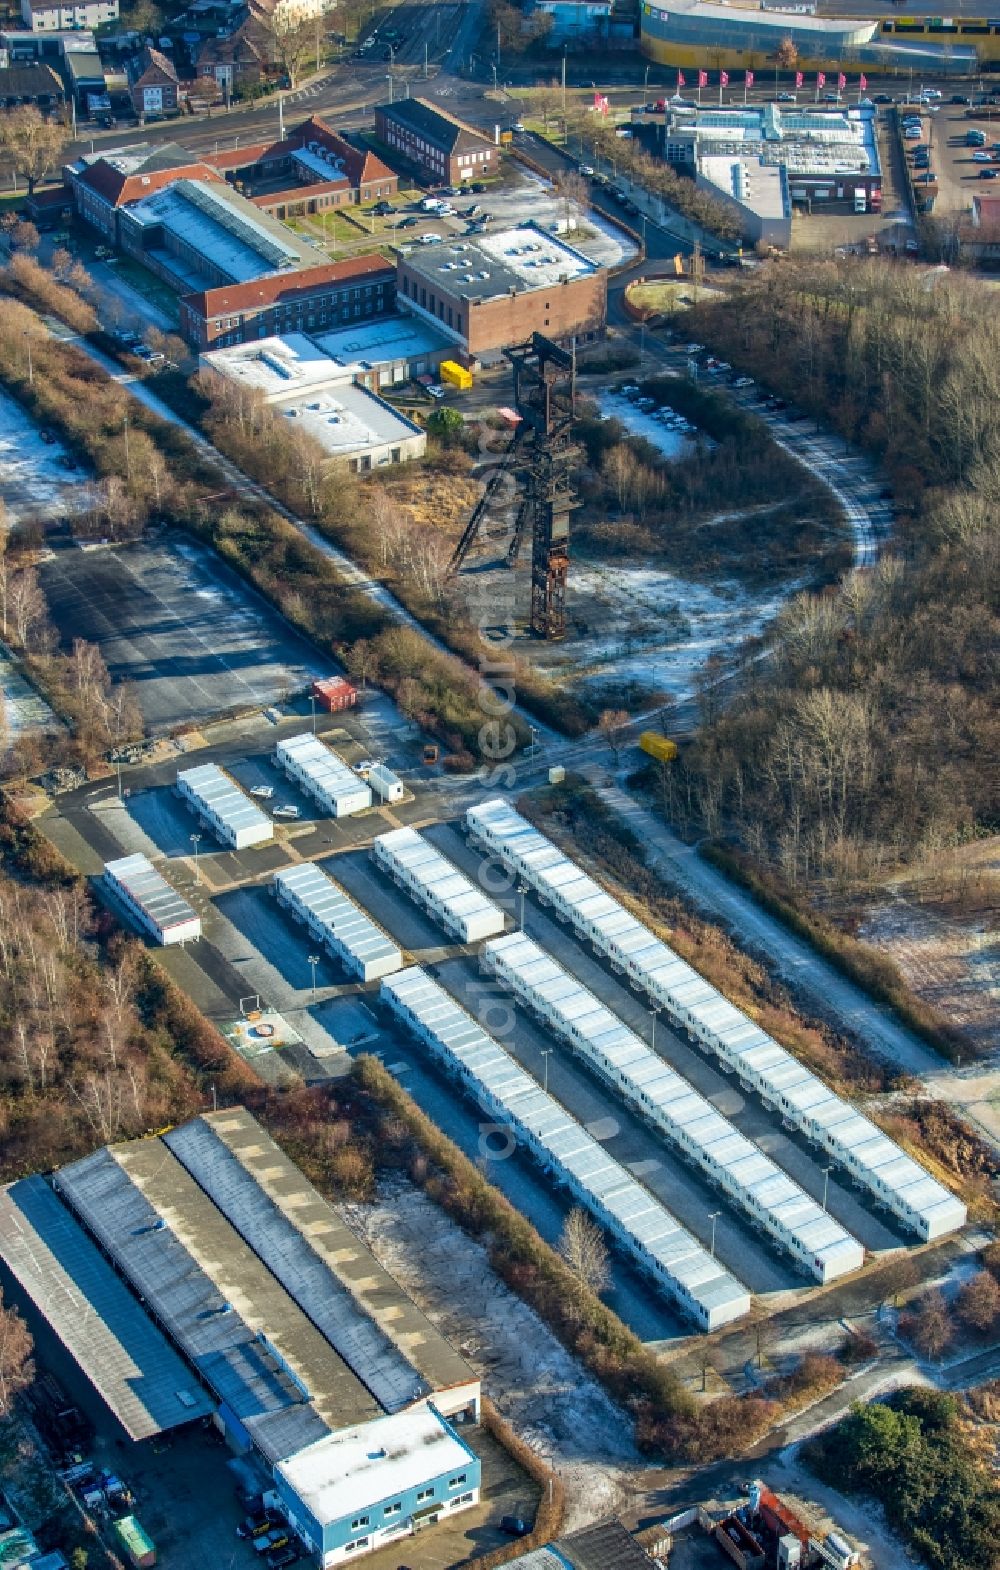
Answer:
575;379;848;588
658;262;999;907
805;1388;1000;1570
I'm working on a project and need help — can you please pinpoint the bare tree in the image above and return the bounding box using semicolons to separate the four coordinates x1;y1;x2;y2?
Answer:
957;1271;1000;1333
0;1290;33;1416
597;707;631;765
259;10;315;87
8;567;48;650
905;1289;952;1361
558;1207;611;1295
0;107;67;196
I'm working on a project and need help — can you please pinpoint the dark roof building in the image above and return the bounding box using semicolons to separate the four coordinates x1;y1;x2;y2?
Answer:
126;44;179;116
196;18;268;90
65;142;218;237
0;61;64;108
375;97;497;185
0;1176;214;1441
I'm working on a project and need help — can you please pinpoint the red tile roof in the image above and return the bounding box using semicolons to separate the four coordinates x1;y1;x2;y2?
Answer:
251;178;349;208
291;116;397;189
181;254;394;319
76;159;220;207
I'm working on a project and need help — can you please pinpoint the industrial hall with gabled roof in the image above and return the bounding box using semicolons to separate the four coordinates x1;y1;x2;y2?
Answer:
0;1108;481;1567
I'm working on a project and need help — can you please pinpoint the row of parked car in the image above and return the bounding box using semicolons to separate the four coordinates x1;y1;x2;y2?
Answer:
236;1503;302;1568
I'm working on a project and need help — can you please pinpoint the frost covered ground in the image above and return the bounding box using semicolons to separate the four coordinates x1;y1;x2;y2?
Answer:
0;389;90;527
0;646;57;740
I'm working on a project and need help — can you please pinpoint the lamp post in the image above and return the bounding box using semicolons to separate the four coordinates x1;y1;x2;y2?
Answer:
821;1165;832;1212
190;834;202;883
517;882;527;930
540;1047;552;1094
387;72;394;104
310;691;317;733
308;953;320;1000
708;1209;721;1258
649;1006;660;1052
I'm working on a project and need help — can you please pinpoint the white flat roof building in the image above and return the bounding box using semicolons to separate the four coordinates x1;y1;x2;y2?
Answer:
697;156;791;248
119;179;328;287
177;762;273;850
275;1406;480;1567
381;966;751;1330
199;336;426;470
312;315;454;385
467;799;967;1245
274;862;401;983
372;827;505;944
103;853;201;946
275;732;372;819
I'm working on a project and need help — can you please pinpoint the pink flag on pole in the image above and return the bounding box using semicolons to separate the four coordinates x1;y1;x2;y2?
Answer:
745;69;754;87
838;71;847;89
677;69;686;88
795;70;803;88
859;72;868;90
817;71;826;87
698;69;708;88
720;70;729;86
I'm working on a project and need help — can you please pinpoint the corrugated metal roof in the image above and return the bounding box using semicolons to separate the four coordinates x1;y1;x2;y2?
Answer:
164;1109;475;1406
372;827;505;942
0;1176;213;1440
481;928;863;1282
56;1142;379;1456
103;853;199;937
177;762;272;842
380;967;751;1329
273;862;400;980
275;733;371;816
467;800;965;1243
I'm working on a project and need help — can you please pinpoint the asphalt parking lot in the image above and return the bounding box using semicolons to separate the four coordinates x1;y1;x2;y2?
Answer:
39;538;327;732
926;104;1000;212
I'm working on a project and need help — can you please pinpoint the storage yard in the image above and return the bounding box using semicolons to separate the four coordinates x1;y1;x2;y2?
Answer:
32;721;967;1347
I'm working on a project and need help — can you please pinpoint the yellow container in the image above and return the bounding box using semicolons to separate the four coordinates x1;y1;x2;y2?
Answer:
639;731;678;764
440;360;473;391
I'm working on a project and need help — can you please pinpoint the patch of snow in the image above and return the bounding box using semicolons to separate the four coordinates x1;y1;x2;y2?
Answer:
0;389;91;526
0;645;57;738
542;558;793;704
595;388;692;461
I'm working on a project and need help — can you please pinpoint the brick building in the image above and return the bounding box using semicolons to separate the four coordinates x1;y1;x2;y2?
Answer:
374;97;496;186
395;222;605;363
195;20;268;95
179;254;396;349
64;143;220;240
125;44;179;117
213;117;398;217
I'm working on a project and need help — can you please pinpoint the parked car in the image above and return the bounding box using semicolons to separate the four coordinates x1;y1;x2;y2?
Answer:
254;1530;289;1555
951;94;971;104
733;376;754;388
397;216;417;227
426;384;447;400
972;150;993;161
470;181;487;192
979;167;999;178
578;163;595;175
266;1546;300;1570
776;91;796;102
873;93;894;103
500;1517;531;1538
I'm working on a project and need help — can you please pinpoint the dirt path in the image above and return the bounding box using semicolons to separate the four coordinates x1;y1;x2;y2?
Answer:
340;1178;655;1530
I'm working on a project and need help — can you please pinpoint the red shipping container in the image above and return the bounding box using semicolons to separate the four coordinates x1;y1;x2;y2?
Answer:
312;676;358;712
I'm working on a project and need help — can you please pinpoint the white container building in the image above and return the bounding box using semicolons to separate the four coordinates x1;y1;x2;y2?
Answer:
467;800;967;1245
177;763;273;850
371;828;505;944
380;965;751;1331
103;854;201;946
481;930;864;1284
273;862;402;983
275;733;372;819
367;762;404;804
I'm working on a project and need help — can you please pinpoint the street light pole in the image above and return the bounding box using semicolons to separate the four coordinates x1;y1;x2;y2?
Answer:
821;1166;832;1212
540;1048;552;1094
308;953;320;999
708;1210;721;1258
190;833;201;883
518;883;527;930
310;691;317;733
650;1006;659;1052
